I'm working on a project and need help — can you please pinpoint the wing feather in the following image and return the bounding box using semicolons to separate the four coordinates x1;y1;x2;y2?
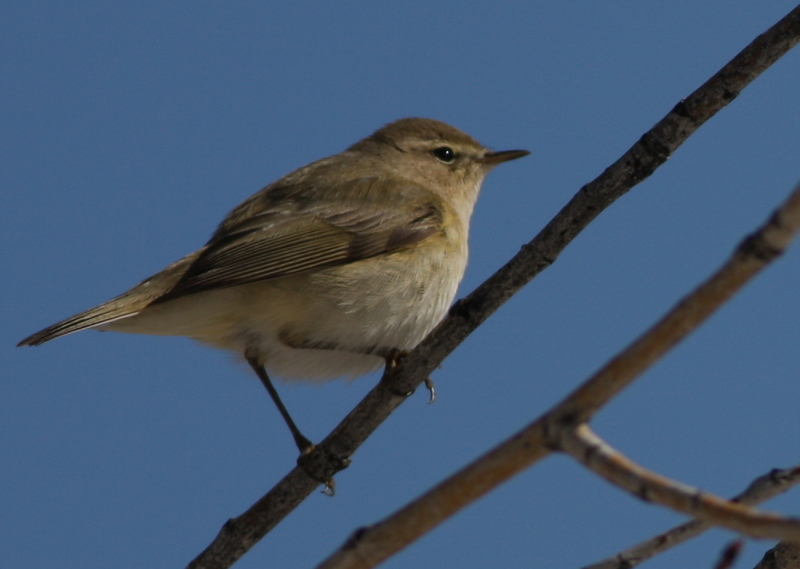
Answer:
157;176;443;301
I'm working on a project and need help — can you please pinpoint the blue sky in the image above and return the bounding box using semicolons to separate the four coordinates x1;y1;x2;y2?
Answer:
3;3;800;568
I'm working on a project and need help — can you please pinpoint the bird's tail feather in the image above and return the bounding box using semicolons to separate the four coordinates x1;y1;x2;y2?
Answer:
17;303;140;346
17;250;202;347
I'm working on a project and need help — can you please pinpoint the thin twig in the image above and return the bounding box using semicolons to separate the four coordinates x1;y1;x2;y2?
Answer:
582;466;800;569
562;425;800;541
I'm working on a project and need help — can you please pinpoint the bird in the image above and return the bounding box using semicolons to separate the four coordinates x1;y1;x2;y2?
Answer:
18;117;529;454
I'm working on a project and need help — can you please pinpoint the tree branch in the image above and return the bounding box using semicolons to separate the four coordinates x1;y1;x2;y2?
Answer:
562;425;800;541
583;465;800;569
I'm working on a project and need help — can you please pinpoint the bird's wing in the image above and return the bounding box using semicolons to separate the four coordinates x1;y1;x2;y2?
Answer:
155;176;443;300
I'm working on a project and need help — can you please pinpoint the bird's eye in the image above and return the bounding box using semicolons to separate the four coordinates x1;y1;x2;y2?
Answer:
432;146;456;163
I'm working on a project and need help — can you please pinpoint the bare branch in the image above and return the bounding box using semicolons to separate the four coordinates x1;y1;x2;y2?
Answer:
561;425;800;541
583;466;800;569
185;6;800;569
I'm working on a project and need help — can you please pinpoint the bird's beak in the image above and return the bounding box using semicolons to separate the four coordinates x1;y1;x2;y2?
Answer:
480;149;530;166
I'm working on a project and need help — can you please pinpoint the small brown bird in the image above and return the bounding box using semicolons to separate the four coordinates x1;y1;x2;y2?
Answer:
19;117;529;452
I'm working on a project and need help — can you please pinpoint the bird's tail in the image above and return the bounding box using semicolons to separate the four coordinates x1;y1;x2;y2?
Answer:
17;301;141;346
18;250;202;347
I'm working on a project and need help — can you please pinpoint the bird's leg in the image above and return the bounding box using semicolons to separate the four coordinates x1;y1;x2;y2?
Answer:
245;354;313;455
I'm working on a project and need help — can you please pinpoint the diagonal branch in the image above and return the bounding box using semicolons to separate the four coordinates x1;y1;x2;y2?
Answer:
185;6;800;569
